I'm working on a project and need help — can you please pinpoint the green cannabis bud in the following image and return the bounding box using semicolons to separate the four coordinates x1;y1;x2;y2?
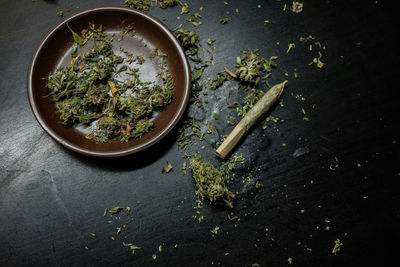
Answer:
190;158;235;208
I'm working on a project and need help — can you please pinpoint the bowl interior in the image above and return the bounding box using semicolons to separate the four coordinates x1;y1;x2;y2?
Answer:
28;7;190;157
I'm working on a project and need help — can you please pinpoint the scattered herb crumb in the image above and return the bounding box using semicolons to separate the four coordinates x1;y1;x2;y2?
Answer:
109;206;124;215
219;17;230;24
180;3;189;14
332;238;343;255
291;1;304;13
211;226;220;235
162;161;173;173
286;43;295;54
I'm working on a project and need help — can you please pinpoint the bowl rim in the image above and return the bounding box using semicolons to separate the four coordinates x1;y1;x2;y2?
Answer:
27;6;191;157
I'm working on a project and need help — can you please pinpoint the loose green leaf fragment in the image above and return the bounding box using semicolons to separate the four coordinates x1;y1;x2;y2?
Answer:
131;245;141;255
181;3;189;14
210;226;220;235
162;161;173;173
219;17;230;24
332;238;343;255
66;24;83;45
286;43;295;54
109;206;124;215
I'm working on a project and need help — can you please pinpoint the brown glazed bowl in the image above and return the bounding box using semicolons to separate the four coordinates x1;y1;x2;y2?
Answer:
27;6;191;157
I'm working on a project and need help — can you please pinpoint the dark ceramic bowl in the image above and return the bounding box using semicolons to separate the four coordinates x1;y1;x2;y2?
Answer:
27;6;191;157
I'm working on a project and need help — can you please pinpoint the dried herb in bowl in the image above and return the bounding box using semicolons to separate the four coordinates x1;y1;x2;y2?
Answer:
46;24;173;142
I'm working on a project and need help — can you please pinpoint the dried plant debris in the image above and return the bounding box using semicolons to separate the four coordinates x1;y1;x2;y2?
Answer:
176;119;205;149
180;2;189;14
123;242;141;255
109;206;124;215
187;13;203;27
162;161;173;173
234;49;277;86
158;0;178;9
219;17;230;24
332;238;343;255
221;153;245;172
46;24;173;142
124;0;152;11
210;226;220;235
291;1;304;13
189;158;234;208
174;28;199;53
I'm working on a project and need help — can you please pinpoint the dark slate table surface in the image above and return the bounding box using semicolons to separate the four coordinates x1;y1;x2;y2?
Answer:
0;0;398;266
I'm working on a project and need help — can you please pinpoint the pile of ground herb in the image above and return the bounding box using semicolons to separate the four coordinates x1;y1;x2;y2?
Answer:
189;158;235;208
46;24;173;142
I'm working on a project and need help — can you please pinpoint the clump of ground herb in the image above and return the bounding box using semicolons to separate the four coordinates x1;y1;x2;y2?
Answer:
124;0;152;11
233;48;277;86
46;24;173;142
174;28;199;54
189;158;235;208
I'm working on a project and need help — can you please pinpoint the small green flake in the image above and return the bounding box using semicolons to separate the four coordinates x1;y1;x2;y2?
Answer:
152;254;157;260
158;245;163;253
90;233;96;237
291;1;304;13
211;226;220;235
219;17;230;24
332;238;343;255
257;4;261;8
286;43;295;54
162;161;173;173
181;3;189;14
57;11;63;17
130;245;141;255
206;38;215;45
84;246;89;251
213;113;219;120
103;208;108;217
109;206;124;215
125;206;131;212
